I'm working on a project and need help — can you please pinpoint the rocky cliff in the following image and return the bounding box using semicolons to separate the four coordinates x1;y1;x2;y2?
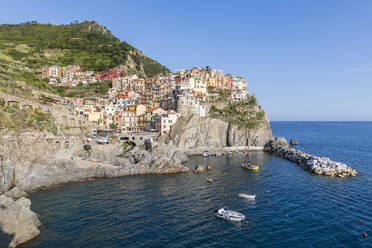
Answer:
168;110;272;150
168;93;273;150
0;129;188;247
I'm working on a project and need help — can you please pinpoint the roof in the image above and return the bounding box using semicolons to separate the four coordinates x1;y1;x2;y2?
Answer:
145;107;159;113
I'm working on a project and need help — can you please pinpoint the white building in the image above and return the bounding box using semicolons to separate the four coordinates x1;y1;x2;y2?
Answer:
176;95;206;117
116;96;135;109
231;90;248;101
155;112;180;134
194;78;207;94
104;103;116;127
209;69;224;77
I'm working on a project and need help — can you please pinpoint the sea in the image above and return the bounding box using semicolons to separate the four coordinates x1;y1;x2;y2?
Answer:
21;122;372;248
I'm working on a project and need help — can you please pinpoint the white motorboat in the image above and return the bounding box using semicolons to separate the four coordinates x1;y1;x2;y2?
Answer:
214;207;245;221
97;138;109;144
239;193;256;199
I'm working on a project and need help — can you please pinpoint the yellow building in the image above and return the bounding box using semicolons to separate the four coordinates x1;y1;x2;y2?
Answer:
134;79;145;94
207;77;216;88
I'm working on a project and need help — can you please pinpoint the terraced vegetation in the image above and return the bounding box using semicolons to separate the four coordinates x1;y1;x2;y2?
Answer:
209;91;266;130
0;101;57;133
0;20;169;98
0;21;169;76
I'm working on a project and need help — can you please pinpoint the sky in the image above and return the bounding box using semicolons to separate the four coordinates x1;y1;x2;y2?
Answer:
2;0;372;121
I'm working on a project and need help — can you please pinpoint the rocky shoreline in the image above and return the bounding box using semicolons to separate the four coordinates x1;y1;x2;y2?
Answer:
0;128;358;247
265;137;357;177
0;130;189;247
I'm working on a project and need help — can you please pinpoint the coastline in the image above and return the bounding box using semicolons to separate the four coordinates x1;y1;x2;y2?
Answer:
0;165;189;248
0;130;189;247
0;130;358;247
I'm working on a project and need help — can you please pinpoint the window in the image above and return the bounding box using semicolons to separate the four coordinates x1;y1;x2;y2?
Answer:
163;125;166;128
169;120;172;123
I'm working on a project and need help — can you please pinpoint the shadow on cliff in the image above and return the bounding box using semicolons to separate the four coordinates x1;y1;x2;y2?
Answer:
0;228;14;248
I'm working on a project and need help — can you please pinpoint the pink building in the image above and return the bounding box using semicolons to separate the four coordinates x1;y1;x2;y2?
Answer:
69;98;84;105
114;111;123;128
95;68;123;81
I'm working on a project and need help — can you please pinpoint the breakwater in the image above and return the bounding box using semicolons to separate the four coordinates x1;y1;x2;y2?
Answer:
266;137;357;177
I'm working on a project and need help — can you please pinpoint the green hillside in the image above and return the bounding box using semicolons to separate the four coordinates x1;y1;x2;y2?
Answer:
0;20;169;76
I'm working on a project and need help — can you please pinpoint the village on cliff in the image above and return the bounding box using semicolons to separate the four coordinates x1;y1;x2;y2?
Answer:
40;65;248;134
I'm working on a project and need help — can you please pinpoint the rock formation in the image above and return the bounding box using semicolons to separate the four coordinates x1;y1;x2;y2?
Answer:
0;195;40;248
168;114;273;150
0;129;188;247
265;137;357;177
193;164;212;173
290;139;300;145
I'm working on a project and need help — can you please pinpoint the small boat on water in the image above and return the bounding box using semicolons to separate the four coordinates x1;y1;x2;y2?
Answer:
214;207;245;221
206;177;214;183
239;193;256;199
203;151;209;157
242;160;259;170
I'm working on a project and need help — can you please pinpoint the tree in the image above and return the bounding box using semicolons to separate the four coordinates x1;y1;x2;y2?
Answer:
207;85;214;93
109;123;118;130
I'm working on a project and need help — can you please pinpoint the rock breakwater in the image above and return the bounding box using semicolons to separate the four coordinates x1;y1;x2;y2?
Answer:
266;137;357;177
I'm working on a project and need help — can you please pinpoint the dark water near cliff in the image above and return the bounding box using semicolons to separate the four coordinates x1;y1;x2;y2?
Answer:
23;122;372;248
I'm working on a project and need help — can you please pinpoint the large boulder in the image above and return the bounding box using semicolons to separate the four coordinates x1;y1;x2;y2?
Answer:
0;195;40;248
290;139;300;145
193;165;207;173
264;137;288;152
4;187;27;200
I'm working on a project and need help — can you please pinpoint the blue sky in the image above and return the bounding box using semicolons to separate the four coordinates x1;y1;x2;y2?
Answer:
2;0;372;121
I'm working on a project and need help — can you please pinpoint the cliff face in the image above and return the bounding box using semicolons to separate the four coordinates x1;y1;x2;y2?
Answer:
0;129;188;247
169;113;273;149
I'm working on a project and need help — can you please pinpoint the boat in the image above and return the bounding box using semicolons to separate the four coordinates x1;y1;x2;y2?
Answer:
214;207;245;221
239;193;256;199
97;138;109;144
242;160;259;170
203;151;209;157
206;177;214;183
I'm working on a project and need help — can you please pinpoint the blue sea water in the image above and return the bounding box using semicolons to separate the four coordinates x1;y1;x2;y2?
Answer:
21;122;372;248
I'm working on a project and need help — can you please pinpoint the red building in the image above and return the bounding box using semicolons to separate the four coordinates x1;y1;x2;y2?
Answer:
95;68;123;81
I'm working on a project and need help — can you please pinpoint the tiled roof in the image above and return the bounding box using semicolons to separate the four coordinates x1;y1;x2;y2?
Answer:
145;107;159;113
